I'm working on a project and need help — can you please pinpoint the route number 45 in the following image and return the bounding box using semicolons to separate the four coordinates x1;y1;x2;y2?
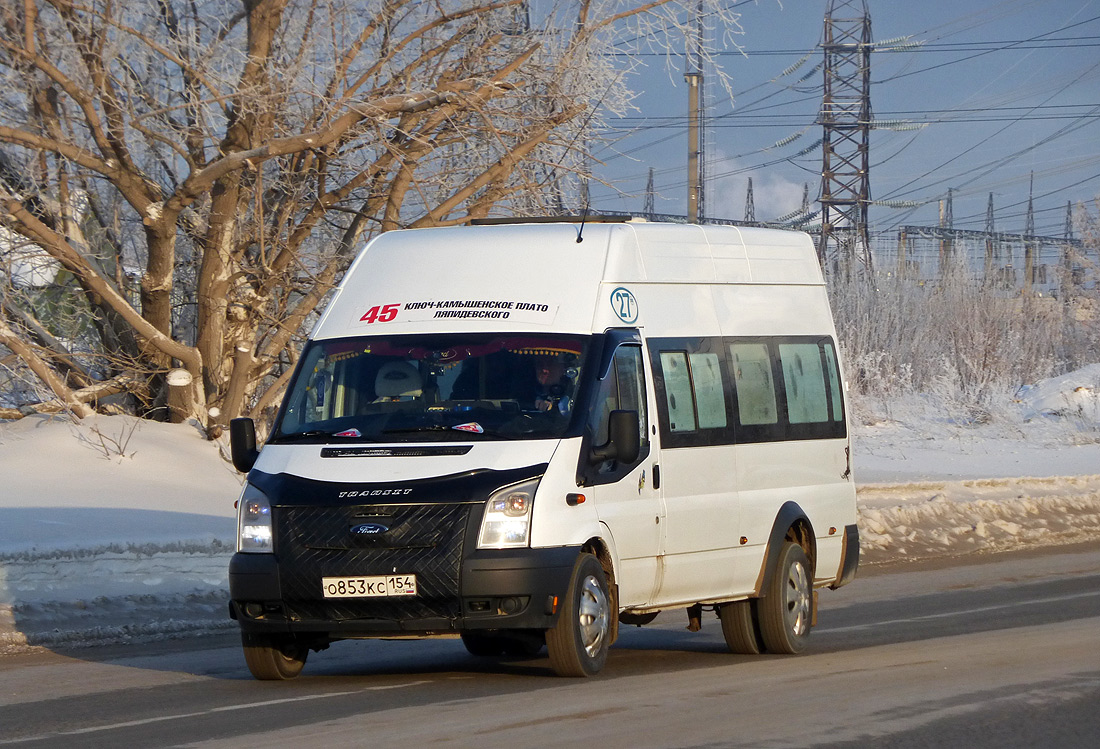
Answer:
360;304;400;323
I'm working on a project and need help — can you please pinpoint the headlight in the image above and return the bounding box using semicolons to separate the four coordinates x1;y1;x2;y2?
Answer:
477;478;538;549
236;484;274;553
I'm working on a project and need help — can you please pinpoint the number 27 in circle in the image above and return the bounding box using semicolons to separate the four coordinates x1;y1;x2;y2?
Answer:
611;287;638;323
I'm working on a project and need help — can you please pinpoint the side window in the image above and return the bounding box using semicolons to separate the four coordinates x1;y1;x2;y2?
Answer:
591;345;649;454
659;352;697;432
823;342;844;422
615;346;649;453
729;342;778;426
689;353;727;429
652;339;732;447
778;343;829;424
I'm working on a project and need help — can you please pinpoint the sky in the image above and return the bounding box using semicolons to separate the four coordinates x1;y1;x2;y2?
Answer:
587;0;1100;238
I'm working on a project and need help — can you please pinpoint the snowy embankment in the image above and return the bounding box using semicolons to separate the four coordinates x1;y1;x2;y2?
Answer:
0;415;241;653
858;476;1100;565
2;366;1100;653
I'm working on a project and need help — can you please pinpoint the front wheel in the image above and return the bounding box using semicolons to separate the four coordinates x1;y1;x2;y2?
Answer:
545;553;611;677
241;632;308;680
758;541;813;654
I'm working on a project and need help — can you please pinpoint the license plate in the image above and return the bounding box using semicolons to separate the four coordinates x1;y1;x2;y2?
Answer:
321;574;418;598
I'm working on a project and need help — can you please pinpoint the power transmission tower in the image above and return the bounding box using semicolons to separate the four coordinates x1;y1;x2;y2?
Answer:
818;0;873;275
744;177;756;222
1063;200;1076;294
1025;173;1035;237
643;168;656;220
685;0;705;223
940;187;953;266
801;182;810;215
1024;172;1035;290
984;192;996;277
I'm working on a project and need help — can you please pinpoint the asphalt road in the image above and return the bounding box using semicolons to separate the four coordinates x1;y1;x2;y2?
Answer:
2;543;1099;748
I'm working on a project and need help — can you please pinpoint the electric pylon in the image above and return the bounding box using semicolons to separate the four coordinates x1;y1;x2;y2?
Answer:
744;178;756;222
818;0;873;275
984;192;996;277
1024;172;1035;289
940;187;953;265
643;167;656;220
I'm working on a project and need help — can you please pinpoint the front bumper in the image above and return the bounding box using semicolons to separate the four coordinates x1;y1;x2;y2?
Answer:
229;545;580;638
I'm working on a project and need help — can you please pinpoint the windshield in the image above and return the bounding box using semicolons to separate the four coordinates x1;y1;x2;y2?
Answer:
272;333;591;442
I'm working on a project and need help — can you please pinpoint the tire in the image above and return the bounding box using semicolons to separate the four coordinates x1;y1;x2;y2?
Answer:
758;541;813;654
241;632;308;680
719;599;764;655
546;553;612;677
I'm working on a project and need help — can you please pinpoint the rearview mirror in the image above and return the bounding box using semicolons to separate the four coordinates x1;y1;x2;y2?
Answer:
589;410;640;466
230;417;259;473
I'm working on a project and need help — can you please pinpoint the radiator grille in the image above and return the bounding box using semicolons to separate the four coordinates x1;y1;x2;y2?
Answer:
276;502;473;623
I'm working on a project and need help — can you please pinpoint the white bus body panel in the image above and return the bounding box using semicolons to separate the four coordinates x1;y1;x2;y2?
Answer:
279;221;855;611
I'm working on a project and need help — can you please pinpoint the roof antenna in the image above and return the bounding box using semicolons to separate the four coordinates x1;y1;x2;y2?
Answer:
576;203;588;243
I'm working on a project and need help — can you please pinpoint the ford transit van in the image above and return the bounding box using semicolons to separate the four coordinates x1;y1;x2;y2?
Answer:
228;218;859;678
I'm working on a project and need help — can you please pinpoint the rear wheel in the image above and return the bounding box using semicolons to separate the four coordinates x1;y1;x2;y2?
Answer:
241;632;308;680
719;599;764;655
546;553;611;677
758;542;813;654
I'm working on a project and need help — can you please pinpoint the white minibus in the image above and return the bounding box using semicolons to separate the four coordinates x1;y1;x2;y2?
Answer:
228;217;859;678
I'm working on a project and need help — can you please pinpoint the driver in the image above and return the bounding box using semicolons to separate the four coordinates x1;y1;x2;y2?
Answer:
533;355;572;414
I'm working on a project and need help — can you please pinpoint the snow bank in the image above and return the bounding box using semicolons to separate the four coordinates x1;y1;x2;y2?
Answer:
0;414;241;653
858;476;1100;565
1017;363;1100;423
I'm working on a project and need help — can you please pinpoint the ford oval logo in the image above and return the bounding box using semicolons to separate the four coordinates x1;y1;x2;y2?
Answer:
350;522;389;535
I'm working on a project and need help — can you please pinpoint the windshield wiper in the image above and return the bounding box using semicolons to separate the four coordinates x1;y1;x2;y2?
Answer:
383;424;515;439
269;430;372;443
383;425;462;435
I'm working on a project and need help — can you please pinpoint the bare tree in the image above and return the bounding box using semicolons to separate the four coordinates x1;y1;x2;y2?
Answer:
0;0;742;432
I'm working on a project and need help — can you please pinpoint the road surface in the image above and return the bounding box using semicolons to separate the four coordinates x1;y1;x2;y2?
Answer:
1;543;1098;748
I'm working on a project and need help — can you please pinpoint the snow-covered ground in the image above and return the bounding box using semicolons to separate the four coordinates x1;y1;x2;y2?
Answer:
2;368;1099;654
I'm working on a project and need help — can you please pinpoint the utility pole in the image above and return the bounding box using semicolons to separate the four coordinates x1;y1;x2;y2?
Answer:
685;0;704;223
818;0;873;275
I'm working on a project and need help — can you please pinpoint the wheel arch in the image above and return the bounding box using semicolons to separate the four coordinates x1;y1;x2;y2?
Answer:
754;501;817;598
582;534;619;644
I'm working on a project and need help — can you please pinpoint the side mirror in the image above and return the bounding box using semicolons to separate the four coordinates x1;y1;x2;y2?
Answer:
589;410;640;466
229;417;259;473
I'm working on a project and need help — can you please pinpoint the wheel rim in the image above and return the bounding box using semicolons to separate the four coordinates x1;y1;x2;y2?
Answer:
576;574;610;658
784;560;811;637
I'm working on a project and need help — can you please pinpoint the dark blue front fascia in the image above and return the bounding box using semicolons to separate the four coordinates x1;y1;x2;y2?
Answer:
228;462;580;638
246;463;548;507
